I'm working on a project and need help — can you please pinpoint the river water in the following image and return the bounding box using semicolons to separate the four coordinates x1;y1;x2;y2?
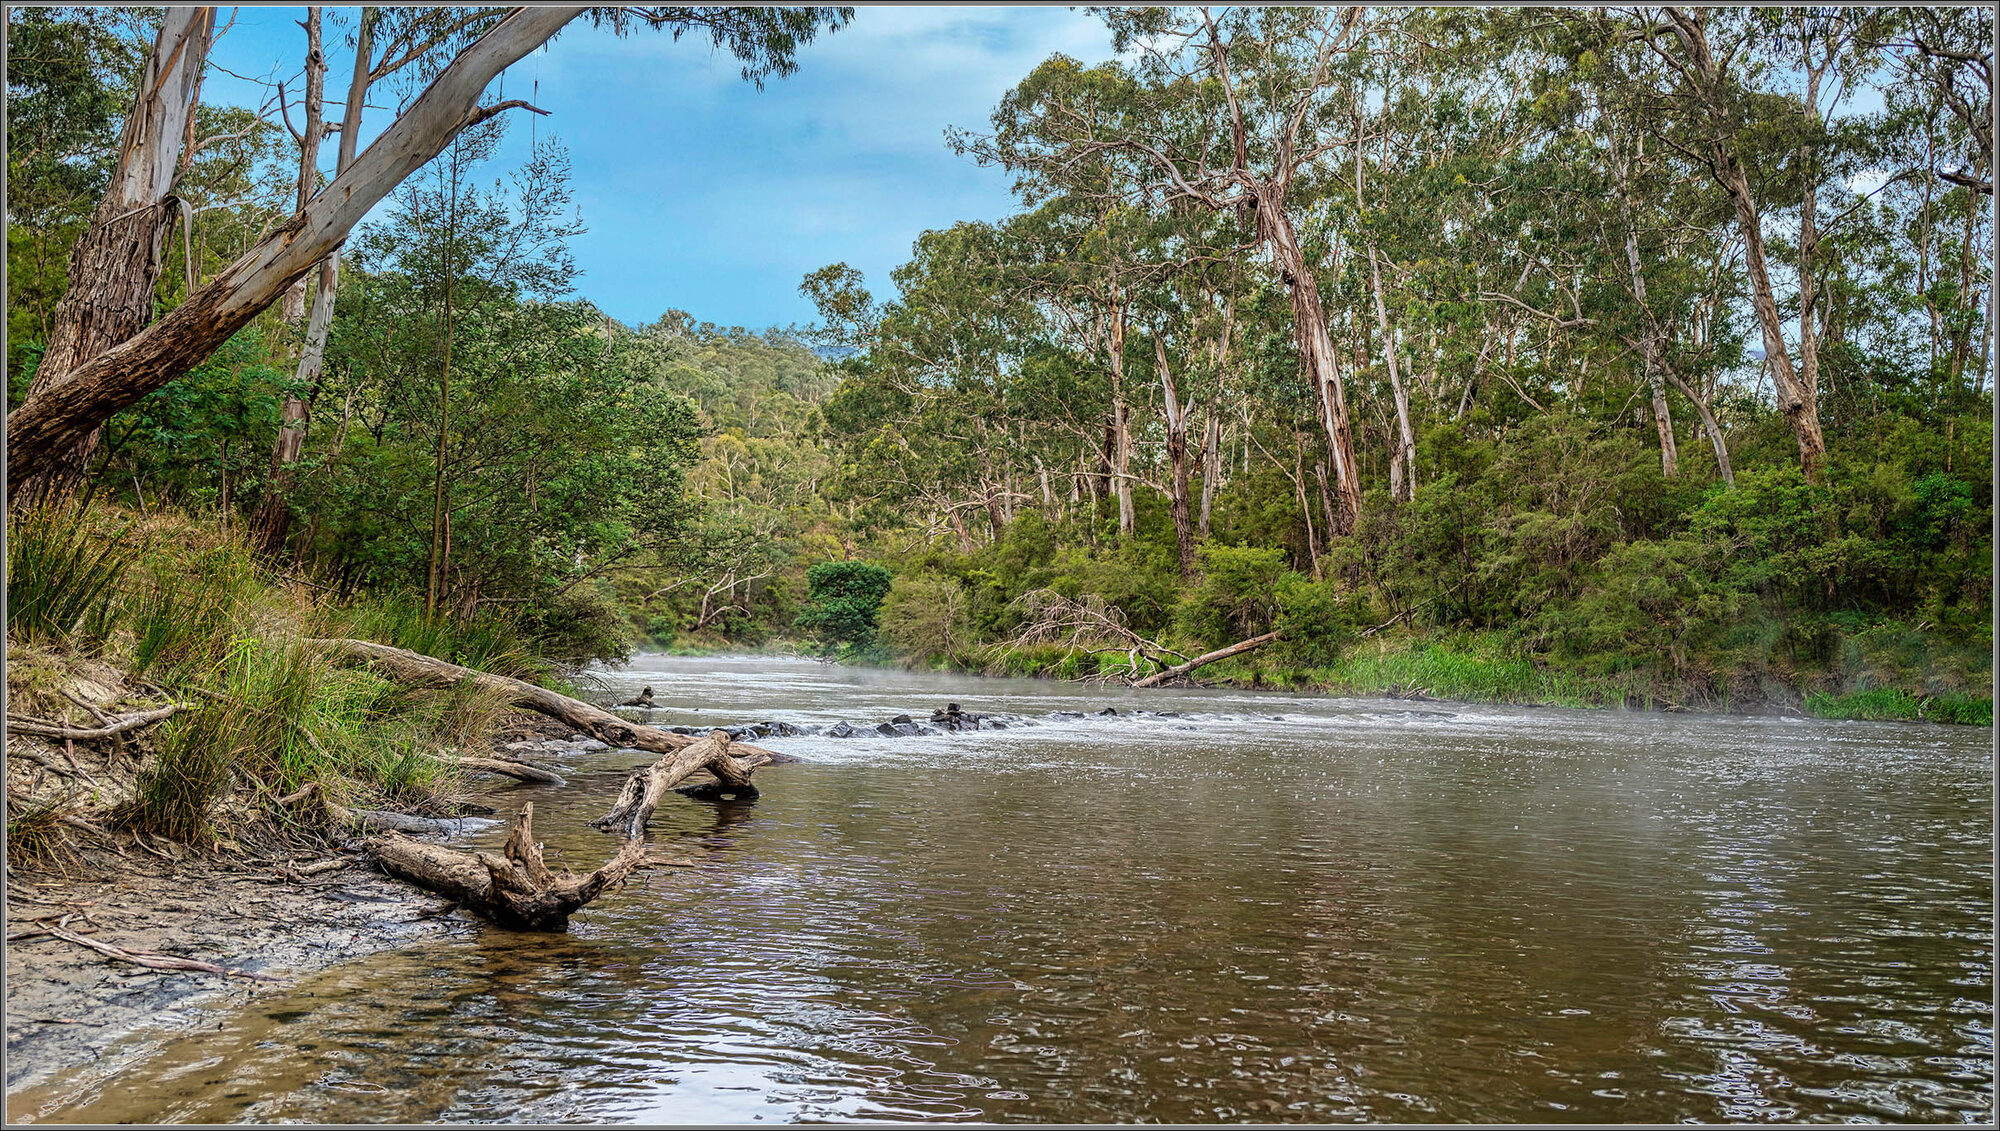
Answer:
12;656;1993;1123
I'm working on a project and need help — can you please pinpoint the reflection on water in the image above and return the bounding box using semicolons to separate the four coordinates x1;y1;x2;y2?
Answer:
11;656;1992;1123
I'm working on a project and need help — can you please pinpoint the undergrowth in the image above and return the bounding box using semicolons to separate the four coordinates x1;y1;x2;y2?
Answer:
7;500;560;845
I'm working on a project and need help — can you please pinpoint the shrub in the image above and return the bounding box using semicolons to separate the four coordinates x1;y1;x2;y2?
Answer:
879;573;970;665
1269;574;1375;669
1176;544;1289;649
794;561;892;649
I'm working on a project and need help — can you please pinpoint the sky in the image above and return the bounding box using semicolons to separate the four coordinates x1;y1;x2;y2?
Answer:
201;5;1118;332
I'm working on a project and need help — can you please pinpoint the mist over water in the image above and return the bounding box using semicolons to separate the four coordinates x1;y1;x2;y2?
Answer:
15;655;1991;1124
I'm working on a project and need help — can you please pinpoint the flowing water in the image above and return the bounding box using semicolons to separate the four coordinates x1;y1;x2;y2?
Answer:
11;656;1993;1124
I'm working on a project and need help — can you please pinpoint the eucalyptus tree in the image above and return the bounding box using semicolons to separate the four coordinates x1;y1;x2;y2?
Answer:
14;7;215;504
969;5;1378;535
7;5;855;487
4;6;148;386
254;6;516;553
1599;6;1899;482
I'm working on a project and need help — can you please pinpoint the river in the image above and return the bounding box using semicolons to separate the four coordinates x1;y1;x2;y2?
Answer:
11;655;1992;1123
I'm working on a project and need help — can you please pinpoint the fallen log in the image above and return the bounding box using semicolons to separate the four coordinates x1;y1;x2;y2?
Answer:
456;756;566;786
592;730;758;837
1130;631;1280;688
331;805;498;837
366;802;645;931
307;638;786;767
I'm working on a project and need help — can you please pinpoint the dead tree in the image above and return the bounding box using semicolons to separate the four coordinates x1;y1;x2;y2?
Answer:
366;731;767;930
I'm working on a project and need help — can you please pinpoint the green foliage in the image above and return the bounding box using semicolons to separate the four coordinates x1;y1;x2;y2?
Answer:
794;561;893;649
879;574;971;665
6;500;134;647
1270;575;1375;669
1803;688;1992;727
118;634;324;842
129;542;257;680
334;594;542;682
1176;544;1288;649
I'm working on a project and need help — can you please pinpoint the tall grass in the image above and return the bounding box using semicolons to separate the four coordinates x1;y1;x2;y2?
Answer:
6;795;69;865
116;633;323;841
129;542;257;679
1804;688;1992;726
6;500;135;648
334;595;543;681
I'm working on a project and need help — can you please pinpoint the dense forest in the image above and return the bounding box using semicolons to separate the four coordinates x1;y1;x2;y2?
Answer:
8;5;1992;729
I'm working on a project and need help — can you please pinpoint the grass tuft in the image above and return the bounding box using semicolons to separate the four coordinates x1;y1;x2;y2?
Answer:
6;500;135;648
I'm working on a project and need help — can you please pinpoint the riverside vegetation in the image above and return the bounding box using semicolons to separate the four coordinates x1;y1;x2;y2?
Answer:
4;2;1991;878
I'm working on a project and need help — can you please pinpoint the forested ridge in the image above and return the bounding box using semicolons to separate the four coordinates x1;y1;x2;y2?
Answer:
8;5;1992;727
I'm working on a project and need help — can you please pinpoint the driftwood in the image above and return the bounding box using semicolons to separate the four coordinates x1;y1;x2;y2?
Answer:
1130;631;1280;688
6;704;180;740
456;756;566;785
41;924;285;982
331;806;497;838
367;802;646;931
307;638;783;769
312;641;792;930
359;732;767;930
593;730;759;836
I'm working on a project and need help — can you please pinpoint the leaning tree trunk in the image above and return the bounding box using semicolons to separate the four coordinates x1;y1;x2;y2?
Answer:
1667;10;1827;482
14;8;215;506
6;6;586;486
1130;630;1279;688
1265;203;1363;535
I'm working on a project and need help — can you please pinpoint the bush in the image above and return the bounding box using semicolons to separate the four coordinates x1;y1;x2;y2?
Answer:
1176;544;1288;649
1269;574;1375;669
794;561;892;650
879;573;970;665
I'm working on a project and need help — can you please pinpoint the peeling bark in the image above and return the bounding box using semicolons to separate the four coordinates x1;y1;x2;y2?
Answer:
15;8;215;504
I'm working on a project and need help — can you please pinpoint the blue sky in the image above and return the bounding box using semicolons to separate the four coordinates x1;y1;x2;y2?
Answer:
203;6;1116;331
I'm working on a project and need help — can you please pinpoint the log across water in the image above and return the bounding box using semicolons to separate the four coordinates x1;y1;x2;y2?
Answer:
308;638;787;766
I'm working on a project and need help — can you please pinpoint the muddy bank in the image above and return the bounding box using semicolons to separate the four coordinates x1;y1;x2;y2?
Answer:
4;850;459;1105
3;710;585;1104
